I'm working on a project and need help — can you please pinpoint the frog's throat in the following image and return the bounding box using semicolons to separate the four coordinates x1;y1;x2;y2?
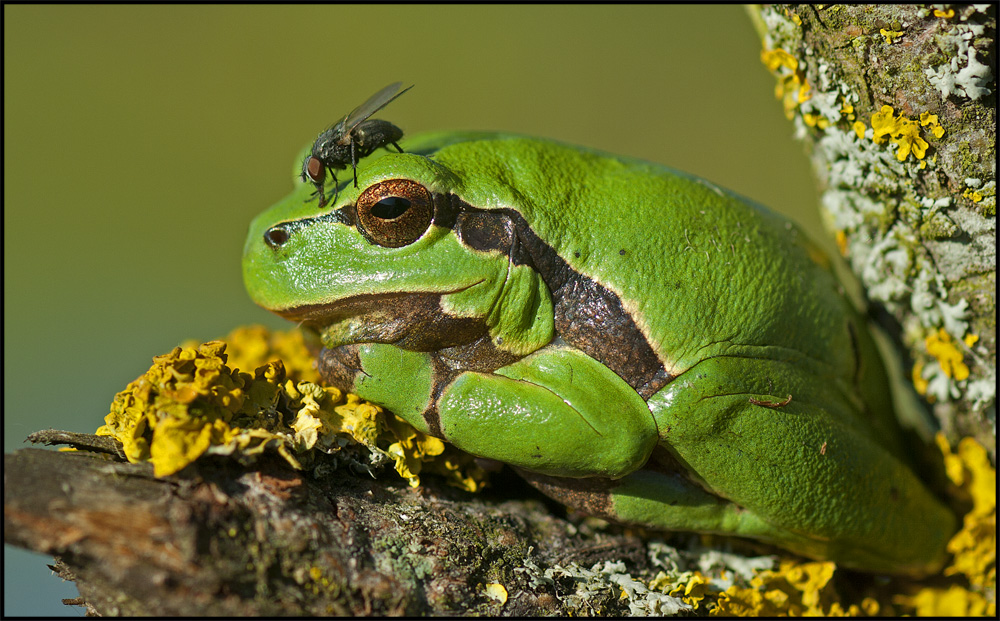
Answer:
276;289;489;352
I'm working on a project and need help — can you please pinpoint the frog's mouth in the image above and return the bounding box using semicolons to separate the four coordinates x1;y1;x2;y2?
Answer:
276;289;488;351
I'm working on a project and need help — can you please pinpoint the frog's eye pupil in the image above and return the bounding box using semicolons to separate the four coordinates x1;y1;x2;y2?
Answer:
306;157;324;182
372;196;411;220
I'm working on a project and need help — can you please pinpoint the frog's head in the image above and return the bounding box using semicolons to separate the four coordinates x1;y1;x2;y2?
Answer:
243;132;555;356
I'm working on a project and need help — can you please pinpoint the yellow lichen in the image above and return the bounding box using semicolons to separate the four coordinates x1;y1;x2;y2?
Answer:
896;436;997;616
919;111;946;139
796;80;811;104
711;561;856;616
900;584;993;617
484;582;508;604
149;415;239;477
925;327;974;380
781;7;802;26
835;229;848;256
879;28;904;44
852;121;866;139
760;48;812;119
186;324;320;384
870;105;933;162
712;584;782;617
964;188;985;203
934;8;955;19
840;100;855;120
96;341;277;476
649;571;711;611
98;327;488;490
939;436;996;590
894;120;929;161
803;113;830;129
760;48;797;72
420;450;488;493
870;105;899;144
668;573;710;610
912;360;930;396
383;411;446;487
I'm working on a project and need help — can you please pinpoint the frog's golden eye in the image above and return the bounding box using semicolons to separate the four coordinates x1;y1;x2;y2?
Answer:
355;179;433;248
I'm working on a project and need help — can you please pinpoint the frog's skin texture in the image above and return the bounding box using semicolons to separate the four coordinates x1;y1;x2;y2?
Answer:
244;131;956;576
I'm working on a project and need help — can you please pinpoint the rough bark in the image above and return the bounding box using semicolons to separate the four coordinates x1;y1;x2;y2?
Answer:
750;4;996;457
5;435;690;616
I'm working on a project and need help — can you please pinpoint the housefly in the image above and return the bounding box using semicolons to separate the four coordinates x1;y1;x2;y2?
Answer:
302;82;414;206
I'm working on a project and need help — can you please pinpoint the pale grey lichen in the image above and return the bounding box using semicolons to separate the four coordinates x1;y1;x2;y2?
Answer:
514;540;779;616
759;6;800;49
910;270;970;338
857;225;913;305
967;373;999;412
924;359;964;401
920;195;953;211
814;125;908;197
647;540;687;573
516;547;691;616
799;80;842;122
924;21;994;100
606;563;690;616
692;549;776;583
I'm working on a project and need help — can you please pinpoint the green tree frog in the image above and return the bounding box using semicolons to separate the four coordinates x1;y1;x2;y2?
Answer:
243;131;956;576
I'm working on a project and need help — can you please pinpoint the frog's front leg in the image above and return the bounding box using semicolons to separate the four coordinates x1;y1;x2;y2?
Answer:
326;342;659;479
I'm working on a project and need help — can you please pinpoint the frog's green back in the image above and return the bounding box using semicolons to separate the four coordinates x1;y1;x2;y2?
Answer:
402;131;906;472
412;133;854;380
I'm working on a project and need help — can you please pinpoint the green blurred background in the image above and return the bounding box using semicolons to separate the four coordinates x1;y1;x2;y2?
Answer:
4;5;822;615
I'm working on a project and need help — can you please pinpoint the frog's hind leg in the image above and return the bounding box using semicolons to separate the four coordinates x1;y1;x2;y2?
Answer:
515;459;950;576
514;459;812;552
647;355;955;576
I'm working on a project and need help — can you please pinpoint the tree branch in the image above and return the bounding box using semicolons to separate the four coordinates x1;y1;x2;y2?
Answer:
5;439;679;616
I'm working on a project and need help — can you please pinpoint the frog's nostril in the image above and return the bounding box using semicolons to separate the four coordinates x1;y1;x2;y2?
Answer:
264;225;290;248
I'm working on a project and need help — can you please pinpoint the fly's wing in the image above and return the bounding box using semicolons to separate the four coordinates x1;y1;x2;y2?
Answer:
338;82;414;138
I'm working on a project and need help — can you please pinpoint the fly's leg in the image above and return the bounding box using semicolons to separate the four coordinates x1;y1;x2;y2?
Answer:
350;138;359;188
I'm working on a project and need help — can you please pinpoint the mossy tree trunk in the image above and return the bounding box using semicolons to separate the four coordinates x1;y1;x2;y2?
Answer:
749;4;996;457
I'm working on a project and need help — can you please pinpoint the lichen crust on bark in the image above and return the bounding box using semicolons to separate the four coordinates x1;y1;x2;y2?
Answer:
751;4;996;455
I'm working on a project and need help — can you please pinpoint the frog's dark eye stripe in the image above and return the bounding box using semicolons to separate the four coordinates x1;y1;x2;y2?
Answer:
355;179;433;248
262;207;353;249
